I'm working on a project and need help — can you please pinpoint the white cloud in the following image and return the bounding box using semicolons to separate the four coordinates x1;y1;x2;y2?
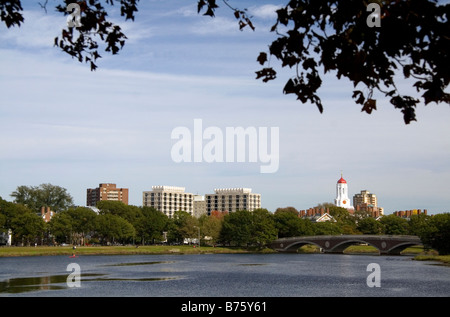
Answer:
188;16;243;35
249;4;282;20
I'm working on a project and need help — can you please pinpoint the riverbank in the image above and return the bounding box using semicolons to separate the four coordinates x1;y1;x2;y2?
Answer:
1;245;448;265
0;245;267;257
344;245;450;265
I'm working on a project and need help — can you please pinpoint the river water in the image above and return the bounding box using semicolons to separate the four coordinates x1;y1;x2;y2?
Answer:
0;253;449;297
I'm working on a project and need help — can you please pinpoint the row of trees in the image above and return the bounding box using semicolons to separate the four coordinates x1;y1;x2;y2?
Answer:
1;184;449;254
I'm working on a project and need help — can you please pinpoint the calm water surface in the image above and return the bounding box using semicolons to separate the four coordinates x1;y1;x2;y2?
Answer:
0;253;449;297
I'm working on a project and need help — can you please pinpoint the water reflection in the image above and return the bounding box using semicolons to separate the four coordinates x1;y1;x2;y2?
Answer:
103;261;174;267
236;263;268;266
0;273;182;294
0;275;68;294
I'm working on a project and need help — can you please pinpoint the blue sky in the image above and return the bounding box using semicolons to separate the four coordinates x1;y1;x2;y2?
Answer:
0;0;449;214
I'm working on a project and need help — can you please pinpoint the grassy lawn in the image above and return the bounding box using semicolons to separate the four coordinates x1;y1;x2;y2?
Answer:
413;254;450;265
0;245;259;257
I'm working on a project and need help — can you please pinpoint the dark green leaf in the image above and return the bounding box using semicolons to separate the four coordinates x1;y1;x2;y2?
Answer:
257;52;267;65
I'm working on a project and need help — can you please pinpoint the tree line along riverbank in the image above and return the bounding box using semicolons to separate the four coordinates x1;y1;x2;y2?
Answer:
2;196;450;259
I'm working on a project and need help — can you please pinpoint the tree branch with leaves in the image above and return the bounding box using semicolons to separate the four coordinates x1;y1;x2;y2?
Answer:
1;0;448;123
254;0;449;124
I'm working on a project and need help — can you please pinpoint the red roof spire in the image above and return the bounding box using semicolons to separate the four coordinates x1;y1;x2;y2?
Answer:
338;172;347;184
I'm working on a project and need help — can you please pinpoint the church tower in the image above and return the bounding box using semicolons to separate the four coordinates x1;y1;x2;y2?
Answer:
335;173;353;209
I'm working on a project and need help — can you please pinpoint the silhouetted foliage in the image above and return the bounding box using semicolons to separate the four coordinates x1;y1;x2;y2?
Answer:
1;0;448;123
255;0;450;124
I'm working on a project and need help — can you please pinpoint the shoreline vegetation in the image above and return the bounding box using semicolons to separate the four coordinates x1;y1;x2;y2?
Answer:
1;245;449;265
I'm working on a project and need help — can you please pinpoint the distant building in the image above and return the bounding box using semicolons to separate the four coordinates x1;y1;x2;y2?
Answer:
142;186;194;218
353;190;384;216
334;173;354;211
393;209;427;218
314;213;335;222
86;183;129;207
353;190;378;208
355;203;384;217
205;188;261;215
193;195;206;218
85;206;100;214
0;229;12;246
41;206;54;223
299;208;336;222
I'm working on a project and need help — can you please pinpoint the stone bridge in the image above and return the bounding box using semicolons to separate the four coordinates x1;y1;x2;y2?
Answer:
270;235;422;255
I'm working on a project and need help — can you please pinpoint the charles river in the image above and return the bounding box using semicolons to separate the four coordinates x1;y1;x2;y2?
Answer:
0;253;449;297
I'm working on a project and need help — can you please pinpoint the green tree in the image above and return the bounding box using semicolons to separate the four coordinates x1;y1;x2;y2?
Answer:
328;206;358;234
379;214;409;235
199;210;226;245
420;213;450;255
2;1;448;123
250;208;277;248
65;207;97;245
274;206;299;215
0;196;15;230
328;206;351;221
96;201;144;243
311;203;358;234
312;221;342;235
357;217;383;235
167;210;199;244
95;213;135;245
273;209;313;238
136;206;169;244
1;197;45;245
97;200;142;227
219;209;278;248
10;207;45;246
0;212;5;231
10;183;74;213
48;210;73;244
408;213;432;236
220;210;253;247
353;209;375;221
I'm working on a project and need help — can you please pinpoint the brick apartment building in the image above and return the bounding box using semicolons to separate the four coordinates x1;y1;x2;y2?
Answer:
86;183;129;207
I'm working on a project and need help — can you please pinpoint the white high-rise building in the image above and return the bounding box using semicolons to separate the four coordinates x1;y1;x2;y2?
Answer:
143;186;194;218
334;174;353;210
205;188;261;215
193;195;206;218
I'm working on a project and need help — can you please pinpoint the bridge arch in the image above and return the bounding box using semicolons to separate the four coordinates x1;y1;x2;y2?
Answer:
283;240;324;253
327;238;378;254
384;241;422;255
271;235;422;255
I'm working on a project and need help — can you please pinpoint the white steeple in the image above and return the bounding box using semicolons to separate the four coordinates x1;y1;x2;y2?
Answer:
335;172;353;209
